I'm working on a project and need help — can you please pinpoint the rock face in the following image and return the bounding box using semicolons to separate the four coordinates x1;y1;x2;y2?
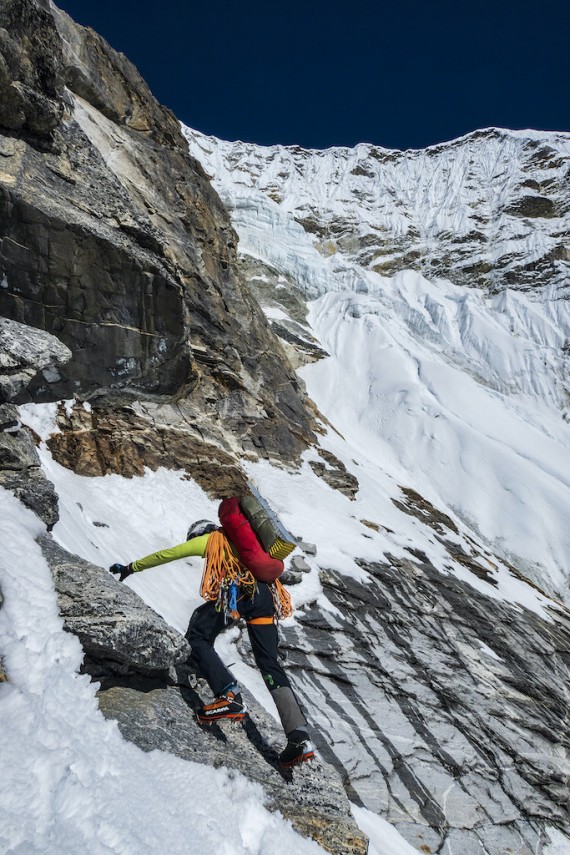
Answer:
0;314;64;526
277;553;570;854
39;534;190;676
0;0;64;146
0;402;59;527
0;0;315;467
47;400;250;497
0;317;71;403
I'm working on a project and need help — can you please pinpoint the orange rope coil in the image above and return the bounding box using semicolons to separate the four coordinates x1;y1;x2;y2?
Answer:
201;530;292;620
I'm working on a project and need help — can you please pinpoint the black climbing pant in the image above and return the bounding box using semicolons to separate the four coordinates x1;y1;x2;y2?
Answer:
187;583;308;735
186;582;290;697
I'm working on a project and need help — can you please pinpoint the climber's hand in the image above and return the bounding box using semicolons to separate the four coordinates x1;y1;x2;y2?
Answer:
109;563;133;582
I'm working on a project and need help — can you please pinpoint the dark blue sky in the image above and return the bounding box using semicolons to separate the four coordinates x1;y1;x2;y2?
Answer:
56;0;569;151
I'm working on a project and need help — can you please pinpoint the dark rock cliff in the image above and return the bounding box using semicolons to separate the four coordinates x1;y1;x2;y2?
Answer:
0;0;315;476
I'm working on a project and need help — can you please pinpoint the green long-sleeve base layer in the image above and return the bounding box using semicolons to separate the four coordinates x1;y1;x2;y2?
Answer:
132;533;211;573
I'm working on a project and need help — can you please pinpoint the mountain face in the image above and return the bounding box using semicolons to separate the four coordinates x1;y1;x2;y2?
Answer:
179;128;570;852
185;126;570;603
1;3;570;855
184;126;570;297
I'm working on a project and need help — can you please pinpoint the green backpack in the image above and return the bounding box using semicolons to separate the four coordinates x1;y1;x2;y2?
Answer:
240;482;297;560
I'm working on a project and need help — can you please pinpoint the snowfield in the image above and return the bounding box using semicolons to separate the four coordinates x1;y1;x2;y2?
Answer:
5;388;567;852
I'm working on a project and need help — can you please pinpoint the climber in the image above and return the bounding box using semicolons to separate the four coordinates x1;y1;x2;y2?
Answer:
109;519;314;769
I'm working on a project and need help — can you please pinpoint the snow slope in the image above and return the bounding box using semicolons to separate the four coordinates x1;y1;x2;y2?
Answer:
12;401;569;854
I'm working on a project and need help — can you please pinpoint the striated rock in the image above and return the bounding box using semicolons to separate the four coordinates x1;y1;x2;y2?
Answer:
392;486;459;535
97;675;368;855
0;402;59;527
0;316;71;403
38;533;190;676
277;556;570;854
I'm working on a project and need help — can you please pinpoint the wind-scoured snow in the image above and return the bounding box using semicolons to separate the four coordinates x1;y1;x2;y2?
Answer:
183;125;570;601
301;274;570;597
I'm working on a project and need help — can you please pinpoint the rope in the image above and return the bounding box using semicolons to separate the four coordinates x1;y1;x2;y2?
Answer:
271;578;293;620
201;530;293;621
201;530;257;619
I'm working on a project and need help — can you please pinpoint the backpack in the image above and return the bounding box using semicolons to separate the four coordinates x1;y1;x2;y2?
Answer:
218;486;296;583
239;484;296;560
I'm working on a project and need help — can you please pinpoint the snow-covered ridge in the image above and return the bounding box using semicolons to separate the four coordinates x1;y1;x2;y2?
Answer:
184;125;570;296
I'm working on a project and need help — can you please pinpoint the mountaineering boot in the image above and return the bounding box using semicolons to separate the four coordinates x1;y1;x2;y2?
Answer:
279;729;315;768
197;690;247;723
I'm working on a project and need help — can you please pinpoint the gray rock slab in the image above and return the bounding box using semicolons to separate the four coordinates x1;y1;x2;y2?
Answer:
0;406;59;528
297;541;317;557
291;555;312;573
278;557;570;854
38;534;190;675
281;569;304;585
0;317;71;403
97;676;368;855
0;467;59;529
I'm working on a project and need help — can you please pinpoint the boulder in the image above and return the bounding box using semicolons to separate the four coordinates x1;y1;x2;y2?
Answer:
38;533;190;676
97;675;368;855
0;317;71;403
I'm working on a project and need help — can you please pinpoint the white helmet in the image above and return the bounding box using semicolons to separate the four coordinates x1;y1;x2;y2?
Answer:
186;519;217;540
